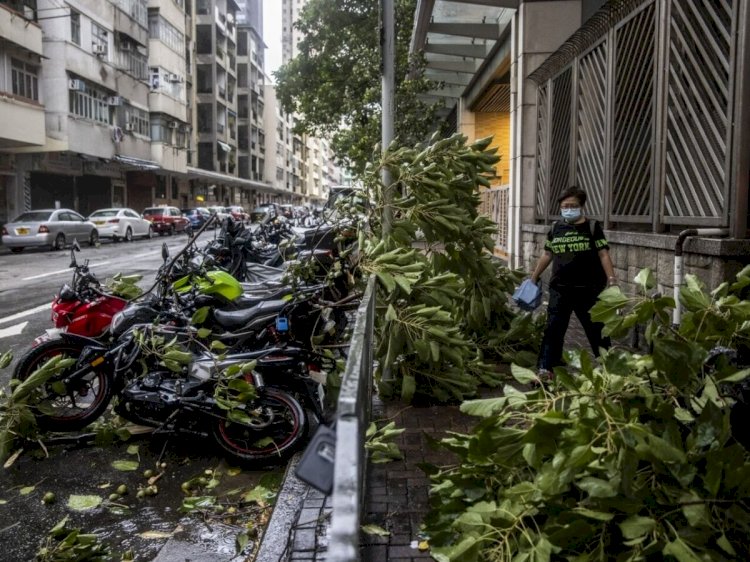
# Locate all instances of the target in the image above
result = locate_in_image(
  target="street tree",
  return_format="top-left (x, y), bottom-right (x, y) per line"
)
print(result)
top-left (274, 0), bottom-right (439, 176)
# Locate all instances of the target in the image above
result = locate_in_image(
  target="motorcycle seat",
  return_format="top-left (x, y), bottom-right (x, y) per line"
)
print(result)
top-left (213, 299), bottom-right (289, 330)
top-left (233, 286), bottom-right (293, 308)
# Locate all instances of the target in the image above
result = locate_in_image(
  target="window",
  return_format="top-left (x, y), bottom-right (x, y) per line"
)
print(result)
top-left (68, 77), bottom-right (111, 124)
top-left (122, 105), bottom-right (149, 136)
top-left (70, 10), bottom-right (80, 45)
top-left (92, 22), bottom-right (109, 57)
top-left (148, 11), bottom-right (184, 56)
top-left (11, 58), bottom-right (39, 101)
top-left (150, 114), bottom-right (172, 143)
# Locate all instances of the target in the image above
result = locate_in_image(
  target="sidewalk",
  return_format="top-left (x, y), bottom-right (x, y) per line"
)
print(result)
top-left (271, 316), bottom-right (594, 562)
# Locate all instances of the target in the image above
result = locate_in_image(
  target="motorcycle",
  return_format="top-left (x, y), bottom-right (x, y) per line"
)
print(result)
top-left (13, 303), bottom-right (337, 465)
top-left (33, 241), bottom-right (128, 346)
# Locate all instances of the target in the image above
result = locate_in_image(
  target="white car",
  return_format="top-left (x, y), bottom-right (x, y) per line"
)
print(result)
top-left (88, 208), bottom-right (154, 242)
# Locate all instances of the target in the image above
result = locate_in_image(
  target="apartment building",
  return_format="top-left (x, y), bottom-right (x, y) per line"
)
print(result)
top-left (0, 0), bottom-right (45, 224)
top-left (0, 0), bottom-right (295, 222)
top-left (281, 0), bottom-right (341, 204)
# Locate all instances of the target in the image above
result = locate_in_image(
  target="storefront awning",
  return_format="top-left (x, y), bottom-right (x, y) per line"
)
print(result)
top-left (217, 141), bottom-right (232, 153)
top-left (113, 154), bottom-right (160, 170)
top-left (410, 0), bottom-right (516, 119)
top-left (185, 166), bottom-right (290, 196)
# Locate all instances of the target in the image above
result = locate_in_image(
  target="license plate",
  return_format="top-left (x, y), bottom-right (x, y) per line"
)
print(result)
top-left (94, 221), bottom-right (105, 226)
top-left (16, 227), bottom-right (29, 235)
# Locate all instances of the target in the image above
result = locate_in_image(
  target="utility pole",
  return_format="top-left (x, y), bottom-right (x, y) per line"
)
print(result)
top-left (381, 0), bottom-right (395, 235)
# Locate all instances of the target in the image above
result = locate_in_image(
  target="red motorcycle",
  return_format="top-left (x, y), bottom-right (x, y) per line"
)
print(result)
top-left (33, 242), bottom-right (128, 346)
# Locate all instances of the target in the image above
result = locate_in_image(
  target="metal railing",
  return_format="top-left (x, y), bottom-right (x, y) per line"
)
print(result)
top-left (327, 276), bottom-right (376, 562)
top-left (479, 184), bottom-right (509, 255)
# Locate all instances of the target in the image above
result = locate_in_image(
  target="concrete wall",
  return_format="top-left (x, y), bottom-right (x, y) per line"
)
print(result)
top-left (522, 226), bottom-right (750, 295)
top-left (0, 3), bottom-right (43, 55)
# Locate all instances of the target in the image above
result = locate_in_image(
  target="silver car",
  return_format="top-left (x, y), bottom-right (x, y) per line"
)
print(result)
top-left (1, 209), bottom-right (99, 253)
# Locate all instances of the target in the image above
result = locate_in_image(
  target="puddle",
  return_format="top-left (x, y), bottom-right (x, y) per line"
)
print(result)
top-left (0, 435), bottom-right (278, 561)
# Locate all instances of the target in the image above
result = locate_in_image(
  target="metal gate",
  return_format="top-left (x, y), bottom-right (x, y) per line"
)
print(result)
top-left (530, 0), bottom-right (745, 231)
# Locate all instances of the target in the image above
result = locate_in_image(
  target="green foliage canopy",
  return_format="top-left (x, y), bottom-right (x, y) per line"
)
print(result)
top-left (274, 0), bottom-right (439, 175)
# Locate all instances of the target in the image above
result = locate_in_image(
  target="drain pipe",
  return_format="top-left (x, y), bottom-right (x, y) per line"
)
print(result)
top-left (673, 228), bottom-right (729, 327)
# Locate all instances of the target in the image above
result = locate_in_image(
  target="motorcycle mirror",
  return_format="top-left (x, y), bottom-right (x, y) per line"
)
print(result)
top-left (161, 243), bottom-right (169, 262)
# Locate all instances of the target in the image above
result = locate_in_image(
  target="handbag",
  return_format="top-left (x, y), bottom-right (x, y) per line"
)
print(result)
top-left (512, 279), bottom-right (542, 311)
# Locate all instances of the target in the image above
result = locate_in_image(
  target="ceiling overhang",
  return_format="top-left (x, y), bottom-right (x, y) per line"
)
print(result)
top-left (411, 0), bottom-right (517, 119)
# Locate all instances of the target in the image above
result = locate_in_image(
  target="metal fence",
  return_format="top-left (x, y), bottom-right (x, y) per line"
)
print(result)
top-left (479, 185), bottom-right (510, 255)
top-left (327, 276), bottom-right (376, 562)
top-left (530, 0), bottom-right (745, 231)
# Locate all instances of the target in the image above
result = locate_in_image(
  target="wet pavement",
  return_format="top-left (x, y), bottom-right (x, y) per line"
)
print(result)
top-left (0, 430), bottom-right (285, 561)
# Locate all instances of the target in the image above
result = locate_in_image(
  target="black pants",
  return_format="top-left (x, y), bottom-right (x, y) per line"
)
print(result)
top-left (538, 284), bottom-right (610, 371)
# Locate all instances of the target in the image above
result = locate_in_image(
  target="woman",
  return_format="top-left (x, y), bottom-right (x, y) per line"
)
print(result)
top-left (530, 186), bottom-right (617, 378)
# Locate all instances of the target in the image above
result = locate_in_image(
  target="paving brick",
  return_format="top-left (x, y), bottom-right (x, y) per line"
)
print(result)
top-left (389, 545), bottom-right (420, 558)
top-left (361, 545), bottom-right (387, 562)
top-left (292, 529), bottom-right (317, 552)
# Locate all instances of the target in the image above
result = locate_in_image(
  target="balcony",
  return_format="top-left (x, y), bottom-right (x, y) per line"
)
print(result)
top-left (115, 48), bottom-right (148, 80)
top-left (113, 0), bottom-right (148, 45)
top-left (0, 95), bottom-right (44, 147)
top-left (0, 2), bottom-right (42, 55)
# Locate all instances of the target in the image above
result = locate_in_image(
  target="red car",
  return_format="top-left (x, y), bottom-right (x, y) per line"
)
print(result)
top-left (142, 206), bottom-right (191, 235)
top-left (227, 206), bottom-right (248, 221)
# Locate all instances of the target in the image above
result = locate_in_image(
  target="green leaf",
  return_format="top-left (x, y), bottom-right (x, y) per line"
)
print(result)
top-left (717, 368), bottom-right (750, 383)
top-left (376, 272), bottom-right (396, 293)
top-left (510, 364), bottom-right (536, 385)
top-left (618, 516), bottom-right (655, 539)
top-left (210, 340), bottom-right (228, 351)
top-left (111, 460), bottom-right (139, 471)
top-left (126, 445), bottom-right (139, 455)
top-left (191, 306), bottom-right (210, 326)
top-left (662, 535), bottom-right (703, 562)
top-left (67, 495), bottom-right (102, 511)
top-left (361, 524), bottom-right (390, 536)
top-left (19, 486), bottom-right (35, 495)
top-left (401, 374), bottom-right (416, 403)
top-left (197, 328), bottom-right (212, 338)
top-left (431, 535), bottom-right (479, 562)
top-left (590, 286), bottom-right (629, 324)
top-left (634, 268), bottom-right (656, 292)
top-left (385, 304), bottom-right (398, 322)
top-left (572, 508), bottom-right (615, 521)
top-left (576, 477), bottom-right (617, 498)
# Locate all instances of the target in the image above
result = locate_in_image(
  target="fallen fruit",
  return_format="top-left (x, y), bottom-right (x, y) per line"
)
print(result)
top-left (42, 492), bottom-right (55, 504)
top-left (116, 485), bottom-right (128, 495)
top-left (143, 469), bottom-right (154, 478)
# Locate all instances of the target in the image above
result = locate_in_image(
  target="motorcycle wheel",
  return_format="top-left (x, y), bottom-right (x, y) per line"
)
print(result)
top-left (13, 340), bottom-right (112, 431)
top-left (212, 388), bottom-right (307, 466)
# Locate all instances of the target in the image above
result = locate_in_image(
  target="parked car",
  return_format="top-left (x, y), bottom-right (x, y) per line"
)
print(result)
top-left (1, 209), bottom-right (99, 253)
top-left (250, 204), bottom-right (279, 224)
top-left (207, 206), bottom-right (230, 221)
top-left (182, 207), bottom-right (212, 230)
top-left (142, 206), bottom-right (190, 236)
top-left (88, 207), bottom-right (154, 242)
top-left (227, 206), bottom-right (249, 222)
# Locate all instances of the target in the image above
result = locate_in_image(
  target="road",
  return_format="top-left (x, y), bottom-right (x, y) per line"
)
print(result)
top-left (0, 231), bottom-right (280, 562)
top-left (0, 232), bottom-right (205, 382)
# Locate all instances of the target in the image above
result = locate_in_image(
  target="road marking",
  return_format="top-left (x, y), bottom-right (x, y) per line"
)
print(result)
top-left (22, 261), bottom-right (112, 281)
top-left (0, 321), bottom-right (28, 339)
top-left (0, 303), bottom-right (50, 326)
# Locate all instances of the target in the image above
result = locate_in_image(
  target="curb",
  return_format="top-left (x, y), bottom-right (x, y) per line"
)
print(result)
top-left (255, 452), bottom-right (333, 562)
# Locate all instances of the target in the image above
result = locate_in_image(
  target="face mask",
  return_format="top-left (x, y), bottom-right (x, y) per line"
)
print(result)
top-left (561, 207), bottom-right (582, 222)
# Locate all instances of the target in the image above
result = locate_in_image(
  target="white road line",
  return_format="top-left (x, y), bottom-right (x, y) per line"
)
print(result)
top-left (22, 261), bottom-right (112, 281)
top-left (0, 321), bottom-right (28, 339)
top-left (0, 304), bottom-right (49, 326)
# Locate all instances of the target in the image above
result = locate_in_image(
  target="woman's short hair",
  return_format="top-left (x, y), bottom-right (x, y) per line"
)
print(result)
top-left (557, 186), bottom-right (587, 206)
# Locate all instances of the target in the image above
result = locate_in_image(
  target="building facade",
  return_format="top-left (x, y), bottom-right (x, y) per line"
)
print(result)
top-left (411, 0), bottom-right (750, 293)
top-left (0, 0), bottom-right (296, 225)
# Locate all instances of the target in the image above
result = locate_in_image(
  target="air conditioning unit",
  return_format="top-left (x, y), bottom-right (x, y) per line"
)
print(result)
top-left (167, 73), bottom-right (182, 83)
top-left (93, 44), bottom-right (108, 56)
top-left (68, 79), bottom-right (86, 91)
top-left (168, 121), bottom-right (179, 129)
top-left (107, 96), bottom-right (123, 106)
